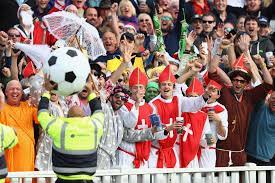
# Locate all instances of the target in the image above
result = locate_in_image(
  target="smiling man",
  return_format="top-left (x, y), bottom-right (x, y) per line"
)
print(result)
top-left (245, 15), bottom-right (274, 64)
top-left (208, 48), bottom-right (273, 167)
top-left (0, 80), bottom-right (38, 173)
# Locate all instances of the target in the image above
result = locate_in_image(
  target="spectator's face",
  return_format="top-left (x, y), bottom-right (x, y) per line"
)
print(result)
top-left (145, 87), bottom-right (159, 102)
top-left (259, 24), bottom-right (271, 37)
top-left (37, 0), bottom-right (50, 10)
top-left (102, 32), bottom-right (117, 53)
top-left (50, 93), bottom-right (59, 102)
top-left (110, 92), bottom-right (126, 110)
top-left (85, 8), bottom-right (98, 26)
top-left (97, 75), bottom-right (106, 90)
top-left (206, 86), bottom-right (220, 103)
top-left (131, 85), bottom-right (145, 101)
top-left (66, 5), bottom-right (78, 14)
top-left (245, 20), bottom-right (259, 38)
top-left (19, 5), bottom-right (34, 27)
top-left (268, 92), bottom-right (275, 113)
top-left (138, 15), bottom-right (151, 33)
top-left (168, 2), bottom-right (179, 21)
top-left (5, 81), bottom-right (23, 106)
top-left (161, 12), bottom-right (173, 32)
top-left (160, 81), bottom-right (174, 99)
top-left (138, 15), bottom-right (151, 32)
top-left (72, 0), bottom-right (86, 9)
top-left (158, 0), bottom-right (170, 11)
top-left (120, 2), bottom-right (133, 18)
top-left (214, 0), bottom-right (227, 12)
top-left (192, 19), bottom-right (203, 34)
top-left (78, 87), bottom-right (89, 99)
top-left (7, 29), bottom-right (21, 43)
top-left (246, 0), bottom-right (261, 12)
top-left (231, 76), bottom-right (248, 95)
top-left (202, 15), bottom-right (216, 33)
top-left (237, 17), bottom-right (245, 32)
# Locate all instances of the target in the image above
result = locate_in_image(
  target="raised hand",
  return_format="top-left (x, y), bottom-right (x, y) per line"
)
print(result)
top-left (121, 37), bottom-right (135, 63)
top-left (43, 74), bottom-right (57, 91)
top-left (237, 34), bottom-right (251, 52)
top-left (0, 31), bottom-right (8, 50)
top-left (186, 30), bottom-right (197, 47)
top-left (111, 3), bottom-right (118, 15)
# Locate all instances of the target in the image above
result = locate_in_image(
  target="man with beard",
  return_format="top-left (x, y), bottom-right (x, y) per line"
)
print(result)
top-left (14, 4), bottom-right (34, 44)
top-left (245, 16), bottom-right (274, 66)
top-left (85, 7), bottom-right (99, 28)
top-left (208, 44), bottom-right (273, 166)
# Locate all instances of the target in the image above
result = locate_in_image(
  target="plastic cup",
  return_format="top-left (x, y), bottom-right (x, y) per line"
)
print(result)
top-left (205, 133), bottom-right (213, 145)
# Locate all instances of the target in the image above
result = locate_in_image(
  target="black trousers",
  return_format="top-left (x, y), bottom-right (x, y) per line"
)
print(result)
top-left (55, 178), bottom-right (93, 183)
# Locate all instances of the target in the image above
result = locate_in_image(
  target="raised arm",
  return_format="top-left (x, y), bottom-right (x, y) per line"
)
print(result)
top-left (109, 38), bottom-right (134, 83)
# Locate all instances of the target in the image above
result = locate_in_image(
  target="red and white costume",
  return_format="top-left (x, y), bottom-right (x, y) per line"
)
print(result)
top-left (148, 66), bottom-right (206, 168)
top-left (117, 68), bottom-right (153, 168)
top-left (199, 80), bottom-right (228, 168)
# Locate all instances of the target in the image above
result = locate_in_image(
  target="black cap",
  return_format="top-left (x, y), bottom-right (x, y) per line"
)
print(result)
top-left (120, 32), bottom-right (135, 42)
top-left (258, 16), bottom-right (269, 26)
top-left (99, 0), bottom-right (112, 8)
top-left (192, 14), bottom-right (202, 21)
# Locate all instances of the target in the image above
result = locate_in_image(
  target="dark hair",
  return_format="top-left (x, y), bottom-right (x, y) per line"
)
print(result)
top-left (202, 12), bottom-right (216, 23)
top-left (229, 70), bottom-right (251, 82)
top-left (244, 15), bottom-right (259, 27)
top-left (84, 7), bottom-right (98, 17)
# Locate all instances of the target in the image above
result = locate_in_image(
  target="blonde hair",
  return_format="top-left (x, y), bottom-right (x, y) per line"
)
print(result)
top-left (118, 0), bottom-right (136, 17)
top-left (138, 13), bottom-right (152, 22)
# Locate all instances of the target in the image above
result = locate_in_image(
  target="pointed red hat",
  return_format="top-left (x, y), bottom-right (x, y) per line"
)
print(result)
top-left (207, 80), bottom-right (222, 90)
top-left (129, 67), bottom-right (148, 87)
top-left (158, 65), bottom-right (176, 83)
top-left (229, 53), bottom-right (251, 81)
top-left (232, 53), bottom-right (249, 73)
top-left (23, 61), bottom-right (37, 78)
top-left (186, 77), bottom-right (205, 96)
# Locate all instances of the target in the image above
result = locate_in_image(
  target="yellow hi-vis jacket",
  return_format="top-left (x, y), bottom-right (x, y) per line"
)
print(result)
top-left (0, 124), bottom-right (18, 183)
top-left (38, 92), bottom-right (104, 181)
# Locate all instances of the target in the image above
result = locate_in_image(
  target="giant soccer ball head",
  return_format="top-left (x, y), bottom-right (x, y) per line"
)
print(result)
top-left (43, 47), bottom-right (90, 96)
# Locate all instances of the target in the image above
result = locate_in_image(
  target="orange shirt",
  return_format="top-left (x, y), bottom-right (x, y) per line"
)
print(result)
top-left (0, 102), bottom-right (38, 171)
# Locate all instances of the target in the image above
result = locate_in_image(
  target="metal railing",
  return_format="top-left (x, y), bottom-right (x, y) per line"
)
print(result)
top-left (7, 165), bottom-right (275, 183)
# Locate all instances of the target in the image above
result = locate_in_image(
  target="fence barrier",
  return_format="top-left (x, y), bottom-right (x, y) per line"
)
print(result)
top-left (7, 165), bottom-right (275, 183)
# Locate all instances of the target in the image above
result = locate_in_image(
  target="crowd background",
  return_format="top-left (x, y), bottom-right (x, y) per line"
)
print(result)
top-left (0, 0), bottom-right (275, 180)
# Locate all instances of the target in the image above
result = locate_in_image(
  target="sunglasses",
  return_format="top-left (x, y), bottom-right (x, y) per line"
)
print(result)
top-left (114, 93), bottom-right (127, 101)
top-left (8, 34), bottom-right (20, 38)
top-left (232, 79), bottom-right (246, 84)
top-left (161, 16), bottom-right (173, 21)
top-left (202, 20), bottom-right (214, 24)
top-left (118, 78), bottom-right (124, 82)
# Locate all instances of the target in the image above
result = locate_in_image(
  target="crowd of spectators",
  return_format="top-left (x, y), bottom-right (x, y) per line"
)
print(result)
top-left (0, 0), bottom-right (275, 178)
